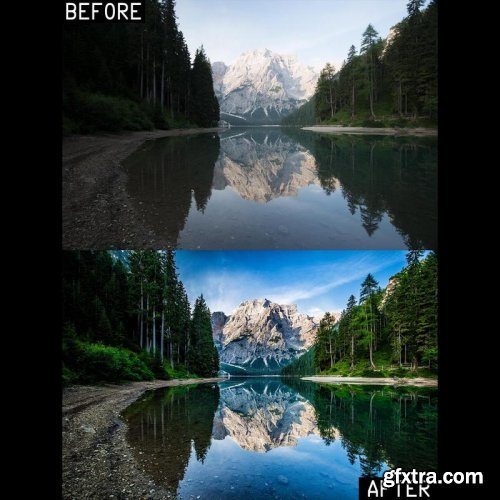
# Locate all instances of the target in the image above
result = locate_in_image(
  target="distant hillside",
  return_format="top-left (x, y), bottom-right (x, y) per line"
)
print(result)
top-left (281, 97), bottom-right (316, 127)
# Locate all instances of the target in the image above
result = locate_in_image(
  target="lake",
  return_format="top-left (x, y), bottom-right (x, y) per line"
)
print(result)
top-left (124, 128), bottom-right (437, 250)
top-left (122, 378), bottom-right (437, 499)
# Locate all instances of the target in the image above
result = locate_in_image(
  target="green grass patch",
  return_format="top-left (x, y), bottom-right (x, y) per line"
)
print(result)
top-left (321, 110), bottom-right (351, 125)
top-left (318, 351), bottom-right (435, 378)
top-left (317, 101), bottom-right (438, 129)
top-left (163, 363), bottom-right (199, 380)
top-left (62, 333), bottom-right (204, 385)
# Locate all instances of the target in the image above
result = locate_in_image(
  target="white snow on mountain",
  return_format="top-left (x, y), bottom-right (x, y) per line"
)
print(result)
top-left (212, 49), bottom-right (318, 124)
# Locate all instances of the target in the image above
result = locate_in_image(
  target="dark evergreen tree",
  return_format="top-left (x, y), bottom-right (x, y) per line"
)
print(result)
top-left (190, 47), bottom-right (220, 127)
top-left (407, 0), bottom-right (425, 17)
top-left (384, 252), bottom-right (437, 369)
top-left (188, 295), bottom-right (220, 376)
top-left (314, 312), bottom-right (338, 371)
top-left (315, 63), bottom-right (337, 121)
top-left (347, 45), bottom-right (357, 118)
top-left (415, 252), bottom-right (438, 368)
top-left (346, 294), bottom-right (357, 368)
top-left (162, 249), bottom-right (179, 367)
top-left (359, 273), bottom-right (380, 368)
top-left (360, 24), bottom-right (380, 118)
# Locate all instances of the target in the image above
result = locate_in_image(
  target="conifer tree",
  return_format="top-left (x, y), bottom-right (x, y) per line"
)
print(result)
top-left (188, 295), bottom-right (219, 376)
top-left (315, 63), bottom-right (337, 120)
top-left (190, 47), bottom-right (220, 127)
top-left (359, 273), bottom-right (379, 368)
top-left (347, 45), bottom-right (357, 118)
top-left (345, 295), bottom-right (357, 368)
top-left (360, 24), bottom-right (380, 118)
top-left (314, 312), bottom-right (338, 371)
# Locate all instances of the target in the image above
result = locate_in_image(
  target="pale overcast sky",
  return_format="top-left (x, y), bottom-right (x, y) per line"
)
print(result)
top-left (176, 0), bottom-right (419, 71)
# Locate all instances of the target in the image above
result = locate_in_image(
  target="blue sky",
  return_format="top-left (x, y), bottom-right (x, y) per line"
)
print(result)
top-left (176, 0), bottom-right (421, 71)
top-left (175, 250), bottom-right (410, 318)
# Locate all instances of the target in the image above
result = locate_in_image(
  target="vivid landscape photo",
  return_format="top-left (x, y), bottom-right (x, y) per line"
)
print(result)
top-left (63, 249), bottom-right (437, 498)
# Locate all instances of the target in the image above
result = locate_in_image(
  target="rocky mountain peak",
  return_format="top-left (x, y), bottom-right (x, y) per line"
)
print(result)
top-left (212, 49), bottom-right (318, 125)
top-left (212, 298), bottom-right (318, 374)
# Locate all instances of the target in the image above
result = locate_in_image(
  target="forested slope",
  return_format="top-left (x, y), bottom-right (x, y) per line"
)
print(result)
top-left (62, 251), bottom-right (219, 385)
top-left (282, 0), bottom-right (437, 127)
top-left (63, 0), bottom-right (219, 133)
top-left (282, 251), bottom-right (438, 377)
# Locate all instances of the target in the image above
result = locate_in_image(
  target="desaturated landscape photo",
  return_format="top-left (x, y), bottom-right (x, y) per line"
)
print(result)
top-left (62, 0), bottom-right (437, 250)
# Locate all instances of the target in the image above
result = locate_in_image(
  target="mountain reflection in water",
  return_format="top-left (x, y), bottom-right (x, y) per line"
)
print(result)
top-left (122, 378), bottom-right (437, 499)
top-left (124, 128), bottom-right (437, 249)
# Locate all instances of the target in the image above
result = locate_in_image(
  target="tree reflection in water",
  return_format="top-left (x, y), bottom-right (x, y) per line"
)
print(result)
top-left (122, 379), bottom-right (437, 496)
top-left (124, 129), bottom-right (436, 249)
top-left (122, 384), bottom-right (220, 491)
top-left (284, 130), bottom-right (437, 249)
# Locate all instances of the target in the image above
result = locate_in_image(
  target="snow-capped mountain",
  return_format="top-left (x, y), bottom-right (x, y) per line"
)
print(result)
top-left (212, 298), bottom-right (318, 374)
top-left (212, 49), bottom-right (318, 125)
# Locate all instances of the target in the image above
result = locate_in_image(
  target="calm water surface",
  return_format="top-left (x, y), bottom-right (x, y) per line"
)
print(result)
top-left (124, 128), bottom-right (437, 249)
top-left (122, 378), bottom-right (437, 499)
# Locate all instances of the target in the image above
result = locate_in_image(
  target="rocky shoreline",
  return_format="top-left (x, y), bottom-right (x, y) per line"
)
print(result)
top-left (302, 125), bottom-right (437, 136)
top-left (302, 376), bottom-right (438, 386)
top-left (62, 378), bottom-right (222, 499)
top-left (62, 128), bottom-right (220, 250)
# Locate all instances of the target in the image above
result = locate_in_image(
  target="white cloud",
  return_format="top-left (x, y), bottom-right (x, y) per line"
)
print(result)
top-left (181, 252), bottom-right (403, 316)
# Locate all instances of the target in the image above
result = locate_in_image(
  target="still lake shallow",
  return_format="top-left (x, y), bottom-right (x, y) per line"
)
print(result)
top-left (124, 127), bottom-right (437, 250)
top-left (122, 378), bottom-right (437, 499)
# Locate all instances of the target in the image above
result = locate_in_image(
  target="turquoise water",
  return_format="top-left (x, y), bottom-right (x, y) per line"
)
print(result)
top-left (122, 378), bottom-right (437, 499)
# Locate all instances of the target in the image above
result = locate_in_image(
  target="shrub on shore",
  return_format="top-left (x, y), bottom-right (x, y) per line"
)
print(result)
top-left (64, 340), bottom-right (154, 384)
top-left (63, 87), bottom-right (200, 135)
top-left (62, 333), bottom-right (200, 386)
top-left (63, 90), bottom-right (154, 134)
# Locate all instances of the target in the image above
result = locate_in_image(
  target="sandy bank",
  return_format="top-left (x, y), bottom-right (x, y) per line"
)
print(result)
top-left (302, 376), bottom-right (438, 387)
top-left (62, 377), bottom-right (222, 499)
top-left (302, 126), bottom-right (437, 136)
top-left (62, 128), bottom-right (220, 249)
